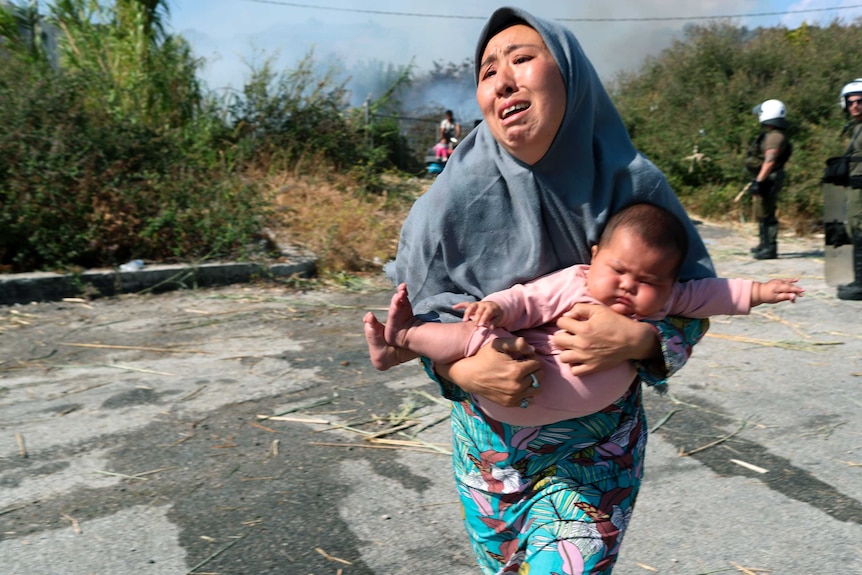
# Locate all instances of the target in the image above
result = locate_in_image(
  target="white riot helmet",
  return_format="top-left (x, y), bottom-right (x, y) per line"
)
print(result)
top-left (840, 78), bottom-right (862, 110)
top-left (752, 99), bottom-right (787, 129)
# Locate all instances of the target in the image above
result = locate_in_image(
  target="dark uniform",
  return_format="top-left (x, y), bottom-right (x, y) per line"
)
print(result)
top-left (847, 120), bottom-right (862, 234)
top-left (838, 90), bottom-right (862, 299)
top-left (745, 125), bottom-right (792, 260)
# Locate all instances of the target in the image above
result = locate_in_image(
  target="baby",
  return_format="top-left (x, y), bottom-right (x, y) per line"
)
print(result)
top-left (364, 201), bottom-right (803, 425)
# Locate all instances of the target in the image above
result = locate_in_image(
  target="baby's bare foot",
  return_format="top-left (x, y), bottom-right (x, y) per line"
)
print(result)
top-left (384, 283), bottom-right (425, 348)
top-left (364, 312), bottom-right (417, 370)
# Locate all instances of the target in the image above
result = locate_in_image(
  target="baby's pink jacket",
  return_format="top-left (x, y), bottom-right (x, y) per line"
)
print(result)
top-left (467, 264), bottom-right (753, 426)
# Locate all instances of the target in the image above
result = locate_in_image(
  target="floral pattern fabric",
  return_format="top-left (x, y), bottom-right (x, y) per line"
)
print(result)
top-left (440, 317), bottom-right (709, 575)
top-left (638, 318), bottom-right (710, 392)
top-left (452, 381), bottom-right (644, 575)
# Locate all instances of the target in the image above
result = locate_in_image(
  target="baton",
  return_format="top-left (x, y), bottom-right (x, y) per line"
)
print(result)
top-left (733, 182), bottom-right (752, 203)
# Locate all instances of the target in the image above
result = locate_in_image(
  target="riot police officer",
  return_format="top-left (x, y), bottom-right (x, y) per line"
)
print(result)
top-left (745, 99), bottom-right (793, 260)
top-left (837, 79), bottom-right (862, 300)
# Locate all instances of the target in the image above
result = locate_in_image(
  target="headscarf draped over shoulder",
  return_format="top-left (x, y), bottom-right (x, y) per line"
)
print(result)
top-left (386, 6), bottom-right (714, 321)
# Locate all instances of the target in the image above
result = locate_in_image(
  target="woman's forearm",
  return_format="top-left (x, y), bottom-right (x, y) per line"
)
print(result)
top-left (554, 304), bottom-right (658, 375)
top-left (630, 320), bottom-right (662, 362)
top-left (552, 305), bottom-right (708, 381)
top-left (430, 338), bottom-right (543, 407)
top-left (627, 320), bottom-right (665, 377)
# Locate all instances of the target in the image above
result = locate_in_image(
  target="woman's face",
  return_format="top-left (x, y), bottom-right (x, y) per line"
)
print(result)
top-left (477, 24), bottom-right (566, 165)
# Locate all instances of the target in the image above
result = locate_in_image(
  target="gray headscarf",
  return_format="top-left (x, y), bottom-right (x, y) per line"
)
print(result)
top-left (386, 6), bottom-right (714, 321)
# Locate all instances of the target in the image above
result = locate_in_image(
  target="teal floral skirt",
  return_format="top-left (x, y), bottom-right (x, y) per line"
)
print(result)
top-left (451, 380), bottom-right (646, 575)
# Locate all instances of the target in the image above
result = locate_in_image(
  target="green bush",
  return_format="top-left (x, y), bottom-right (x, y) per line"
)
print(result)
top-left (0, 55), bottom-right (265, 271)
top-left (0, 1), bottom-right (414, 273)
top-left (227, 55), bottom-right (364, 171)
top-left (609, 19), bottom-right (862, 228)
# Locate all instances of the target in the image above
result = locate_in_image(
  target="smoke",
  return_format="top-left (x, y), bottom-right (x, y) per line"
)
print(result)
top-left (400, 75), bottom-right (479, 124)
top-left (174, 0), bottom-right (862, 114)
top-left (331, 1), bottom-right (767, 120)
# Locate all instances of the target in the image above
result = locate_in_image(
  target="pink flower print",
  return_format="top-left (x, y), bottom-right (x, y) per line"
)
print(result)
top-left (558, 539), bottom-right (586, 575)
top-left (470, 487), bottom-right (494, 517)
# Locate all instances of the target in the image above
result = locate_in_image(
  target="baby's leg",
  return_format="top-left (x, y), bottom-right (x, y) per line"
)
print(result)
top-left (364, 312), bottom-right (419, 370)
top-left (384, 284), bottom-right (482, 363)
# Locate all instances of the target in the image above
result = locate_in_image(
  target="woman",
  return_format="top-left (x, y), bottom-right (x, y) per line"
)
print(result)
top-left (383, 7), bottom-right (715, 574)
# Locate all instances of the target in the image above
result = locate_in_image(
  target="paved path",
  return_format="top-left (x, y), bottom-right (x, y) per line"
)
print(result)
top-left (1, 220), bottom-right (860, 574)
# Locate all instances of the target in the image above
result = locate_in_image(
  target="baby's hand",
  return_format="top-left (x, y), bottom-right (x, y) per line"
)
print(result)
top-left (454, 301), bottom-right (503, 327)
top-left (753, 278), bottom-right (805, 306)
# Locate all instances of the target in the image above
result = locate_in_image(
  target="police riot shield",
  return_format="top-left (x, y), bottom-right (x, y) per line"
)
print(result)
top-left (823, 182), bottom-right (854, 287)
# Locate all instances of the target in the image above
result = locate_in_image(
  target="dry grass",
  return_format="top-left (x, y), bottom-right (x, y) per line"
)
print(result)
top-left (252, 166), bottom-right (427, 275)
top-left (252, 164), bottom-right (820, 280)
top-left (685, 190), bottom-right (822, 238)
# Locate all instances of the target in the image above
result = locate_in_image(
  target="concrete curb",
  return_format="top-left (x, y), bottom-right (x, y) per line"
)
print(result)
top-left (0, 258), bottom-right (318, 306)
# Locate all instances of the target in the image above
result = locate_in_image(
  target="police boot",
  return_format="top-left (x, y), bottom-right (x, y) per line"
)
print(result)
top-left (837, 234), bottom-right (862, 300)
top-left (749, 220), bottom-right (767, 254)
top-left (753, 221), bottom-right (778, 260)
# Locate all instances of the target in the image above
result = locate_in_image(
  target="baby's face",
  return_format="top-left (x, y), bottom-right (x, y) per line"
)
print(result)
top-left (586, 228), bottom-right (678, 318)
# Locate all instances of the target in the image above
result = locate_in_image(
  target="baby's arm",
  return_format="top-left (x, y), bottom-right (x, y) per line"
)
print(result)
top-left (453, 300), bottom-right (504, 327)
top-left (751, 278), bottom-right (804, 307)
top-left (663, 276), bottom-right (802, 318)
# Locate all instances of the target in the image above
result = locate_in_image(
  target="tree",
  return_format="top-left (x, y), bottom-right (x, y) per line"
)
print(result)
top-left (50, 0), bottom-right (201, 127)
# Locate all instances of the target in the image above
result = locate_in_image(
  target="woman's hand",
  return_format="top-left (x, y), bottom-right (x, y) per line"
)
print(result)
top-left (436, 337), bottom-right (542, 407)
top-left (552, 303), bottom-right (660, 377)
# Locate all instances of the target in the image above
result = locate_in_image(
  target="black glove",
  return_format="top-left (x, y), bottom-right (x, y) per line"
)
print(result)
top-left (749, 180), bottom-right (761, 196)
top-left (750, 179), bottom-right (773, 196)
top-left (825, 221), bottom-right (851, 247)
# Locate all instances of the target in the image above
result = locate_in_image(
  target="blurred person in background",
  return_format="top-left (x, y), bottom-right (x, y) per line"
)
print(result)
top-left (440, 109), bottom-right (462, 152)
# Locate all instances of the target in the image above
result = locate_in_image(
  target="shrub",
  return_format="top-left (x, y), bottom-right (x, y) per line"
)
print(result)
top-left (609, 19), bottom-right (862, 231)
top-left (0, 53), bottom-right (265, 271)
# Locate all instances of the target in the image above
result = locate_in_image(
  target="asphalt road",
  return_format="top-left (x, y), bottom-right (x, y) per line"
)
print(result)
top-left (1, 220), bottom-right (860, 575)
